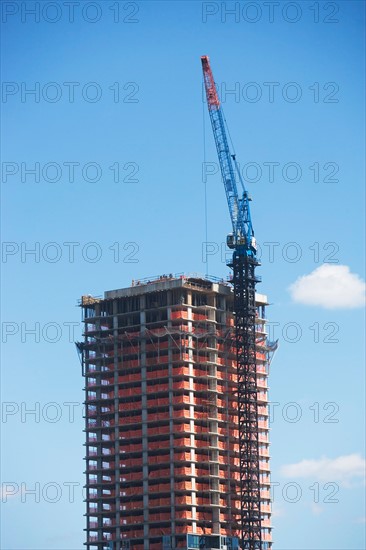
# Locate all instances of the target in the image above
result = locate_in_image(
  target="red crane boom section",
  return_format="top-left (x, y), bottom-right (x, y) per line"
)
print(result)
top-left (201, 55), bottom-right (220, 109)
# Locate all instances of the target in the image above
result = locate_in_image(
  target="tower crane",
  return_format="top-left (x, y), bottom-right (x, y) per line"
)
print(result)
top-left (201, 56), bottom-right (262, 550)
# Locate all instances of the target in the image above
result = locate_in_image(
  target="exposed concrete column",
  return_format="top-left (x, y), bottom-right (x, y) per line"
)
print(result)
top-left (167, 290), bottom-right (176, 548)
top-left (139, 296), bottom-right (149, 549)
top-left (222, 295), bottom-right (233, 533)
top-left (113, 302), bottom-right (121, 548)
top-left (94, 312), bottom-right (103, 539)
top-left (186, 289), bottom-right (197, 535)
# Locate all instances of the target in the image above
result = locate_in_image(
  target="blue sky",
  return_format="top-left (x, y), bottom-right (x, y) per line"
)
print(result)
top-left (1, 1), bottom-right (365, 549)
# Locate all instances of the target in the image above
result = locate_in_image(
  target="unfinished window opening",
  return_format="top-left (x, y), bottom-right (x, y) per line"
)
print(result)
top-left (146, 291), bottom-right (168, 309)
top-left (171, 289), bottom-right (187, 305)
top-left (191, 292), bottom-right (208, 307)
top-left (117, 296), bottom-right (140, 314)
top-left (146, 310), bottom-right (168, 324)
top-left (118, 314), bottom-right (140, 328)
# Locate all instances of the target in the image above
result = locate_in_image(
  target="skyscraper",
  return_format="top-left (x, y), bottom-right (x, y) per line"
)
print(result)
top-left (79, 274), bottom-right (272, 550)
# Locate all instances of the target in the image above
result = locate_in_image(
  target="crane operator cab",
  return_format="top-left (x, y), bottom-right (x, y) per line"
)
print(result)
top-left (227, 233), bottom-right (257, 252)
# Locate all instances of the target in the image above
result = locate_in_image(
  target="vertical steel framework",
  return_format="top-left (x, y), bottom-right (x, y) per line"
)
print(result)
top-left (231, 253), bottom-right (262, 549)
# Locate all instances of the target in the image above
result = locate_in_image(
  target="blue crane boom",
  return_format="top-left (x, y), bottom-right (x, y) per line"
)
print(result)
top-left (201, 55), bottom-right (256, 257)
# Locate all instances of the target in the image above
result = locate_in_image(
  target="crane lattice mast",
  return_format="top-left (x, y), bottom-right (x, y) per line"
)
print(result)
top-left (201, 55), bottom-right (262, 550)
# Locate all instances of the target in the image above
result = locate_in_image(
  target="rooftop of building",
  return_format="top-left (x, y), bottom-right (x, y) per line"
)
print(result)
top-left (80, 273), bottom-right (268, 306)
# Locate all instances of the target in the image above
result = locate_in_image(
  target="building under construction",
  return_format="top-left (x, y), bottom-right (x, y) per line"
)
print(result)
top-left (79, 273), bottom-right (273, 550)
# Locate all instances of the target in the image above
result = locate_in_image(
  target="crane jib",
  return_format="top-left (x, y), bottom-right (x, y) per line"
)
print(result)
top-left (201, 55), bottom-right (255, 256)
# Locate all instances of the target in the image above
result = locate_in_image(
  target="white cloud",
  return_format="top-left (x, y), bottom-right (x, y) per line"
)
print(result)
top-left (289, 264), bottom-right (365, 309)
top-left (280, 453), bottom-right (366, 487)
